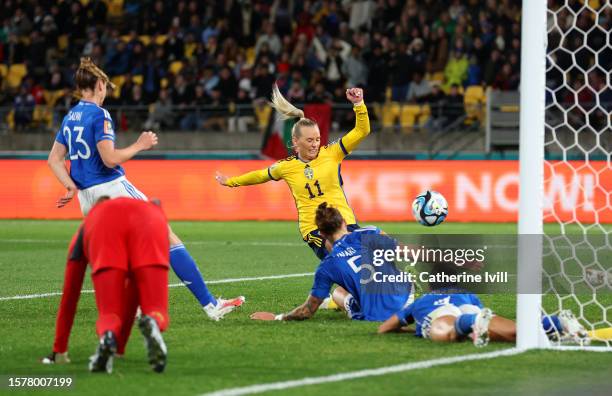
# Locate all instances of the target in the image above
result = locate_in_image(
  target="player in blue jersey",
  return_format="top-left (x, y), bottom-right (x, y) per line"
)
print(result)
top-left (250, 202), bottom-right (413, 322)
top-left (47, 58), bottom-right (244, 325)
top-left (378, 289), bottom-right (589, 347)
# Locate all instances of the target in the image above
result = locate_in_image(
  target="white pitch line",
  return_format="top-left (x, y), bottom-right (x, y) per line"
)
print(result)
top-left (0, 272), bottom-right (313, 302)
top-left (550, 345), bottom-right (611, 352)
top-left (200, 348), bottom-right (525, 396)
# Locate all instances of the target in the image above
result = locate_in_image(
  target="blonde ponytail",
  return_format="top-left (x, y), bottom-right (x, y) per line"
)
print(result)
top-left (270, 84), bottom-right (304, 120)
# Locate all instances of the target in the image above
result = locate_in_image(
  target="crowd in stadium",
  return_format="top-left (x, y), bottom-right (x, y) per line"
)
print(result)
top-left (1, 0), bottom-right (604, 132)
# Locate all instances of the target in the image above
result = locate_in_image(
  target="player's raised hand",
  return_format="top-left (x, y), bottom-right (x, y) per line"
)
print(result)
top-left (56, 185), bottom-right (76, 208)
top-left (250, 312), bottom-right (277, 321)
top-left (345, 87), bottom-right (364, 104)
top-left (137, 131), bottom-right (158, 150)
top-left (215, 171), bottom-right (229, 186)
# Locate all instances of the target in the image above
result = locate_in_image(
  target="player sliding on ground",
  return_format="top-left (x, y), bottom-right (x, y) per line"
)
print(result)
top-left (378, 291), bottom-right (590, 347)
top-left (250, 202), bottom-right (413, 322)
top-left (216, 85), bottom-right (370, 259)
top-left (46, 59), bottom-right (243, 334)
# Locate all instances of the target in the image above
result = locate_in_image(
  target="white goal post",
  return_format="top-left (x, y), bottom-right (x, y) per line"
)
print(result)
top-left (517, 0), bottom-right (548, 350)
top-left (517, 0), bottom-right (611, 350)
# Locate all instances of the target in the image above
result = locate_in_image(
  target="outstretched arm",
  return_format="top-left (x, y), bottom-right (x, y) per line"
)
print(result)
top-left (250, 295), bottom-right (324, 321)
top-left (216, 167), bottom-right (276, 187)
top-left (48, 142), bottom-right (78, 208)
top-left (378, 314), bottom-right (404, 334)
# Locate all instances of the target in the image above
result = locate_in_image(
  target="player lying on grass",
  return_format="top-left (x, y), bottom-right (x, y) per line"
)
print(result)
top-left (216, 86), bottom-right (370, 260)
top-left (250, 202), bottom-right (413, 322)
top-left (377, 289), bottom-right (590, 347)
top-left (45, 197), bottom-right (172, 373)
top-left (47, 58), bottom-right (243, 322)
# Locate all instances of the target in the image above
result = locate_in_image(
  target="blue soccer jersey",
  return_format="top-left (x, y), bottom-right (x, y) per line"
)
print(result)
top-left (396, 292), bottom-right (483, 337)
top-left (55, 100), bottom-right (125, 189)
top-left (310, 226), bottom-right (413, 321)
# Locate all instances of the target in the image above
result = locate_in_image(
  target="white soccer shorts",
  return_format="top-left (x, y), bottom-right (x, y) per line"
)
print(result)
top-left (77, 176), bottom-right (147, 215)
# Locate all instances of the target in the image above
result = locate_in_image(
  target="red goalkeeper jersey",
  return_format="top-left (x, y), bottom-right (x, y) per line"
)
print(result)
top-left (52, 198), bottom-right (169, 353)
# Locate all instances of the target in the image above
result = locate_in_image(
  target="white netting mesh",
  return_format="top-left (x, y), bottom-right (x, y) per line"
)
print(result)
top-left (543, 0), bottom-right (611, 347)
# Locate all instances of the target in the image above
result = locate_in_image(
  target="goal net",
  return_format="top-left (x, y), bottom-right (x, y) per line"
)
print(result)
top-left (538, 0), bottom-right (611, 348)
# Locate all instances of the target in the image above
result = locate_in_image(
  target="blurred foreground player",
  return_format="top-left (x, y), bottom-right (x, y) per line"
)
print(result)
top-left (45, 197), bottom-right (172, 373)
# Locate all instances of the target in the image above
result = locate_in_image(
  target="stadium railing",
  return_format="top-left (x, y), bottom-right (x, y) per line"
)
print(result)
top-left (0, 102), bottom-right (488, 156)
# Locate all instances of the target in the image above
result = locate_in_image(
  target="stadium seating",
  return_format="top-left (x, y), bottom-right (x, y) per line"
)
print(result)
top-left (57, 35), bottom-right (69, 51)
top-left (139, 35), bottom-right (151, 46)
top-left (154, 35), bottom-right (167, 45)
top-left (401, 104), bottom-right (430, 130)
top-left (107, 0), bottom-right (125, 18)
top-left (110, 75), bottom-right (125, 98)
top-left (43, 90), bottom-right (66, 107)
top-left (381, 102), bottom-right (401, 130)
top-left (254, 104), bottom-right (272, 132)
top-left (464, 85), bottom-right (486, 124)
top-left (7, 64), bottom-right (28, 90)
top-left (169, 61), bottom-right (184, 75)
top-left (32, 105), bottom-right (53, 129)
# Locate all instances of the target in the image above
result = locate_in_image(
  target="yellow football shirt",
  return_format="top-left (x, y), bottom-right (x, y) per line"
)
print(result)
top-left (225, 103), bottom-right (370, 238)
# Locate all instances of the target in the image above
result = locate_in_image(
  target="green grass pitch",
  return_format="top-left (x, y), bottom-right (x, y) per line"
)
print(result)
top-left (0, 220), bottom-right (610, 396)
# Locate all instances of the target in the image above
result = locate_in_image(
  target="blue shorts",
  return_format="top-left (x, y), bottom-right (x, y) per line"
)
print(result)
top-left (305, 224), bottom-right (360, 259)
top-left (411, 293), bottom-right (483, 338)
top-left (344, 290), bottom-right (414, 322)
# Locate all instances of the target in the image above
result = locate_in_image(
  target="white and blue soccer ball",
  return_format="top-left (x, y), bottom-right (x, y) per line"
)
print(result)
top-left (412, 190), bottom-right (448, 226)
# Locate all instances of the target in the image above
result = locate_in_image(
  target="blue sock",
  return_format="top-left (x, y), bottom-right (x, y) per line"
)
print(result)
top-left (455, 313), bottom-right (477, 336)
top-left (542, 315), bottom-right (562, 334)
top-left (169, 244), bottom-right (217, 307)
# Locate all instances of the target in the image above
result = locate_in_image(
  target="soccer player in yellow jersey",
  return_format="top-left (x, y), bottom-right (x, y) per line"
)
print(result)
top-left (216, 85), bottom-right (370, 259)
